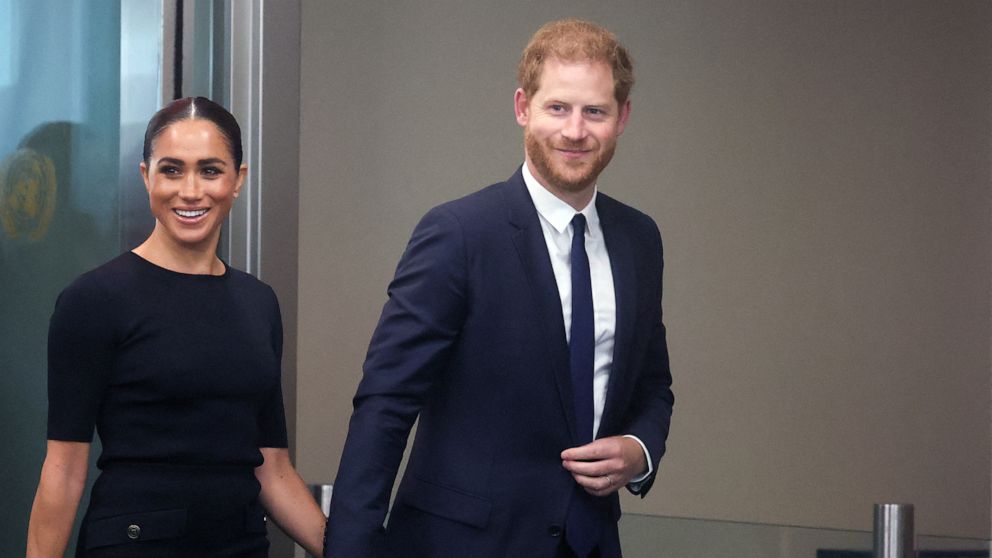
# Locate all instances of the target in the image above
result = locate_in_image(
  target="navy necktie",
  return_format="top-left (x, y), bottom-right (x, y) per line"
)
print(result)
top-left (565, 213), bottom-right (601, 557)
top-left (568, 213), bottom-right (595, 444)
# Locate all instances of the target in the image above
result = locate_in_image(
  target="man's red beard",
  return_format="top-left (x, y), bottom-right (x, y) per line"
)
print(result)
top-left (525, 129), bottom-right (616, 194)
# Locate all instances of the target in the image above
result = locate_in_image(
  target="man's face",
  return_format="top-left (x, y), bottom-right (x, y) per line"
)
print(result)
top-left (515, 57), bottom-right (630, 203)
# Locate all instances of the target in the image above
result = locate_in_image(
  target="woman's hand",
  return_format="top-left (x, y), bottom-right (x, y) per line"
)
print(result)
top-left (256, 447), bottom-right (327, 557)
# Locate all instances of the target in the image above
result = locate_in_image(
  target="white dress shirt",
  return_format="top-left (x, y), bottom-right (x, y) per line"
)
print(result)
top-left (522, 164), bottom-right (653, 483)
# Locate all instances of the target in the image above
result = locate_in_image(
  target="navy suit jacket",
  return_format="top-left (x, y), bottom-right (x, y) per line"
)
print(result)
top-left (326, 168), bottom-right (674, 558)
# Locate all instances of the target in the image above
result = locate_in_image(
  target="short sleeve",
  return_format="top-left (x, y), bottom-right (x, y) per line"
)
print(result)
top-left (46, 279), bottom-right (115, 442)
top-left (256, 288), bottom-right (288, 448)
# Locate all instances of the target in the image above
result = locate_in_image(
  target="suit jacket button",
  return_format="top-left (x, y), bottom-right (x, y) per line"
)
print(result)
top-left (127, 524), bottom-right (141, 540)
top-left (548, 525), bottom-right (563, 537)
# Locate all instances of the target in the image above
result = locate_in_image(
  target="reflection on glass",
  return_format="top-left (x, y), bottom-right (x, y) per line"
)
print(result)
top-left (1, 1), bottom-right (129, 555)
top-left (0, 0), bottom-right (16, 88)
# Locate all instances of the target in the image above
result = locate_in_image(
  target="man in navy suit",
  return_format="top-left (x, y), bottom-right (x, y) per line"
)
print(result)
top-left (325, 19), bottom-right (674, 558)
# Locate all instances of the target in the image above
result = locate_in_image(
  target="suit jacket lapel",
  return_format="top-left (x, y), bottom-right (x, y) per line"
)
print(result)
top-left (502, 169), bottom-right (579, 443)
top-left (597, 195), bottom-right (637, 434)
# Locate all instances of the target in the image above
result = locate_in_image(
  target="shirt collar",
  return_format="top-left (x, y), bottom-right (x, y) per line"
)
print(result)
top-left (521, 162), bottom-right (601, 235)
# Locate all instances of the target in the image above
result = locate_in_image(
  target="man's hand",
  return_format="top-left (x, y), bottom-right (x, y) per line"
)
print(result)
top-left (560, 436), bottom-right (648, 497)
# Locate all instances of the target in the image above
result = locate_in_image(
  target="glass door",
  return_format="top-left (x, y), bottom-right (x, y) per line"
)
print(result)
top-left (0, 1), bottom-right (164, 553)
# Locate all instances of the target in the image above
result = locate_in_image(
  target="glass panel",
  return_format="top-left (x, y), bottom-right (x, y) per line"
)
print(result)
top-left (119, 0), bottom-right (165, 250)
top-left (619, 514), bottom-right (990, 558)
top-left (0, 1), bottom-right (162, 554)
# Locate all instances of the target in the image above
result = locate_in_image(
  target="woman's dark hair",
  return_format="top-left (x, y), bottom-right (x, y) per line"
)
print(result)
top-left (142, 97), bottom-right (243, 167)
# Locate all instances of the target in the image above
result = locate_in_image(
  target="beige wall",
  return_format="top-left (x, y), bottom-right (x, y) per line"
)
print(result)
top-left (295, 0), bottom-right (992, 539)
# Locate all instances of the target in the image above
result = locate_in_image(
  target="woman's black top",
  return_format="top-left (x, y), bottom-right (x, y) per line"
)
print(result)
top-left (46, 251), bottom-right (287, 555)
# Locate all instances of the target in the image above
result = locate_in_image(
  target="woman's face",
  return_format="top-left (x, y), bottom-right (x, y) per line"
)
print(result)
top-left (140, 118), bottom-right (246, 252)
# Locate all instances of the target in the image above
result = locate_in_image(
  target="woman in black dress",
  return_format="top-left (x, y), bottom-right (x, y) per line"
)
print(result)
top-left (26, 97), bottom-right (326, 557)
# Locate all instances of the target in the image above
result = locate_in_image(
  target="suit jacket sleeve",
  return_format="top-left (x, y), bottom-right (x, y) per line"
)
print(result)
top-left (325, 206), bottom-right (467, 557)
top-left (620, 219), bottom-right (674, 497)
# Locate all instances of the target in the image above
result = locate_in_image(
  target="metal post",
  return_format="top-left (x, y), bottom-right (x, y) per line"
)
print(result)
top-left (310, 483), bottom-right (333, 516)
top-left (873, 503), bottom-right (915, 558)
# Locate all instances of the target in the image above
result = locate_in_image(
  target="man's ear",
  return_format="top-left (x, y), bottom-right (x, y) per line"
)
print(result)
top-left (616, 99), bottom-right (631, 136)
top-left (514, 88), bottom-right (530, 127)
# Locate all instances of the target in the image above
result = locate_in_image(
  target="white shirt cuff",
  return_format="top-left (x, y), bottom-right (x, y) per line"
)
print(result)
top-left (623, 434), bottom-right (653, 487)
